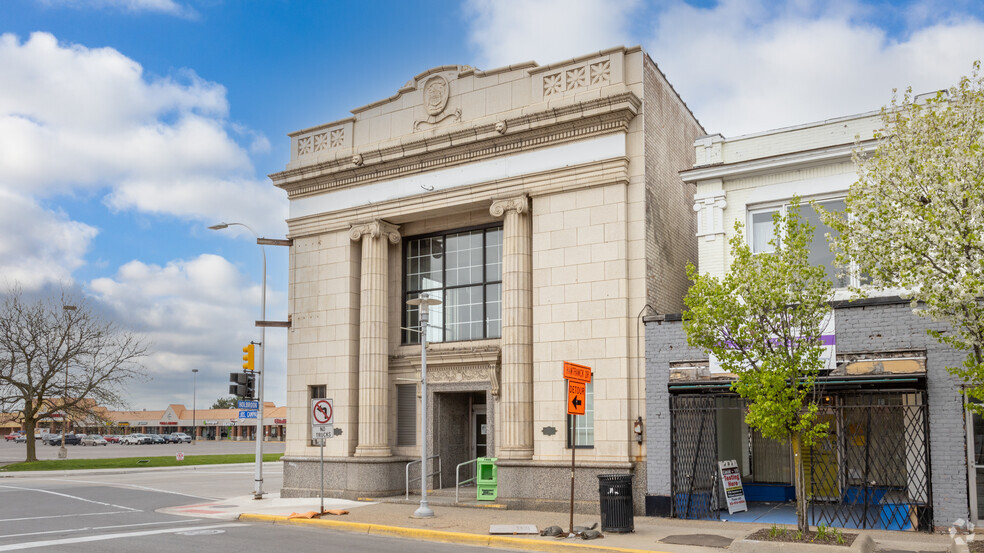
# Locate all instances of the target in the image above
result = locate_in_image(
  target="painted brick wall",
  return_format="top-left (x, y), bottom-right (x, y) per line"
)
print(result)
top-left (645, 317), bottom-right (705, 497)
top-left (645, 300), bottom-right (971, 526)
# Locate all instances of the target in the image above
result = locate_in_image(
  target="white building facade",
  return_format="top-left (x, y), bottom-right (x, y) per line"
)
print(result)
top-left (646, 110), bottom-right (971, 530)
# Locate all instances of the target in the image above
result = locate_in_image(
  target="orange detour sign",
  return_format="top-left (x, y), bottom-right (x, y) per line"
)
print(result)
top-left (563, 362), bottom-right (592, 383)
top-left (568, 381), bottom-right (586, 415)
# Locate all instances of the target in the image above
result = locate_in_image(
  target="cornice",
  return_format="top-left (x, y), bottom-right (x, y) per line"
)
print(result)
top-left (680, 140), bottom-right (876, 183)
top-left (269, 92), bottom-right (640, 199)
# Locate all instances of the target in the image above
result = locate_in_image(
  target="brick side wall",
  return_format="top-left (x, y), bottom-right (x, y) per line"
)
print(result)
top-left (646, 301), bottom-right (971, 526)
top-left (642, 56), bottom-right (703, 314)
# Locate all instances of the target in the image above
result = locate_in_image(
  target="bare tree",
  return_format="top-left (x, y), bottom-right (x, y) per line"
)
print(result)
top-left (0, 290), bottom-right (147, 461)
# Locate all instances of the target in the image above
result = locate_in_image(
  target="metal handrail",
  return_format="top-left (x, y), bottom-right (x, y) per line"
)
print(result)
top-left (455, 458), bottom-right (479, 503)
top-left (405, 455), bottom-right (442, 500)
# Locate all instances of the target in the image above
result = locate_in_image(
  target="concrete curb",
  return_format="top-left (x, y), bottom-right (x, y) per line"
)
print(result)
top-left (0, 461), bottom-right (281, 478)
top-left (238, 513), bottom-right (670, 553)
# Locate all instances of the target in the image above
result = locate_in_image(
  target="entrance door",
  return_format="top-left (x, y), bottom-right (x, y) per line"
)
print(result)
top-left (472, 405), bottom-right (488, 460)
top-left (969, 403), bottom-right (984, 521)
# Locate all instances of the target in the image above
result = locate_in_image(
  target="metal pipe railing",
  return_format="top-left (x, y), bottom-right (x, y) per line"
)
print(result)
top-left (405, 455), bottom-right (442, 500)
top-left (455, 458), bottom-right (479, 503)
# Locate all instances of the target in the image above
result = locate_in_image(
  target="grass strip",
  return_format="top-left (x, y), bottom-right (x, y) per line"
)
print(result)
top-left (0, 453), bottom-right (283, 471)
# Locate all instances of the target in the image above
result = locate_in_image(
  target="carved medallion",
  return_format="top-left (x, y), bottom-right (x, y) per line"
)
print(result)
top-left (423, 75), bottom-right (450, 116)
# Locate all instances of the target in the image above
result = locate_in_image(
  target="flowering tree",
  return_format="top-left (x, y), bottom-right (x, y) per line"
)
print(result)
top-left (825, 62), bottom-right (984, 407)
top-left (683, 201), bottom-right (833, 533)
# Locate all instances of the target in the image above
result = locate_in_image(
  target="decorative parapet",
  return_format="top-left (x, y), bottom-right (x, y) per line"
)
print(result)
top-left (529, 47), bottom-right (627, 103)
top-left (289, 119), bottom-right (355, 163)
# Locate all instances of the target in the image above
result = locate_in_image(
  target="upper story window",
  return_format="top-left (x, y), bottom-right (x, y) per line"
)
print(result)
top-left (749, 198), bottom-right (856, 288)
top-left (402, 225), bottom-right (503, 344)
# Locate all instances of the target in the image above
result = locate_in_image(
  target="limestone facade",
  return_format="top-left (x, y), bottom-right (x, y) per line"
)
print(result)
top-left (270, 46), bottom-right (703, 510)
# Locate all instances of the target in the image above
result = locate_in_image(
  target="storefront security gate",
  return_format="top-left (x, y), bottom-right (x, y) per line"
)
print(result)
top-left (669, 390), bottom-right (932, 530)
top-left (670, 395), bottom-right (720, 520)
top-left (806, 392), bottom-right (932, 531)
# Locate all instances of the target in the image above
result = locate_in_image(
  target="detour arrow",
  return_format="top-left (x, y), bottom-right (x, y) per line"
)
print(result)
top-left (567, 381), bottom-right (586, 415)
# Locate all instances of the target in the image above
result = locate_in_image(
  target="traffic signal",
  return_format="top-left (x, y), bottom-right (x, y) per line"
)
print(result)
top-left (228, 372), bottom-right (256, 399)
top-left (242, 344), bottom-right (255, 371)
top-left (245, 373), bottom-right (256, 399)
top-left (229, 372), bottom-right (248, 397)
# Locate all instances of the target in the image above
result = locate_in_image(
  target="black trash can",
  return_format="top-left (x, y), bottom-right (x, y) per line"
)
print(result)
top-left (598, 473), bottom-right (634, 533)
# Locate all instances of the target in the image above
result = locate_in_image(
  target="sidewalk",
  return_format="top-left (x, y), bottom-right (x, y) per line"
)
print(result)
top-left (160, 493), bottom-right (955, 553)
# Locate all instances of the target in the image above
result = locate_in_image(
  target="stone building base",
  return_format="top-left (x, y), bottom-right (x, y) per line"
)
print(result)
top-left (280, 455), bottom-right (415, 499)
top-left (494, 460), bottom-right (646, 515)
top-left (281, 456), bottom-right (646, 516)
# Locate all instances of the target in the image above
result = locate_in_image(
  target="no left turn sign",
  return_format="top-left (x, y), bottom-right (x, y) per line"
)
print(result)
top-left (312, 399), bottom-right (333, 424)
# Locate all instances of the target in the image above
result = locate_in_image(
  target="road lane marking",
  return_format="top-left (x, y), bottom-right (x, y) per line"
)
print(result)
top-left (0, 523), bottom-right (245, 551)
top-left (0, 518), bottom-right (205, 539)
top-left (0, 484), bottom-right (139, 511)
top-left (50, 479), bottom-right (218, 501)
top-left (0, 510), bottom-right (136, 523)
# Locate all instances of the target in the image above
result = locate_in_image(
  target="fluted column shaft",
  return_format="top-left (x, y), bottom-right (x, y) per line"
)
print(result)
top-left (490, 196), bottom-right (533, 460)
top-left (350, 220), bottom-right (400, 457)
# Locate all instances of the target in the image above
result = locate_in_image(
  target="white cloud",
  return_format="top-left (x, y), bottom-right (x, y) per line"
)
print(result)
top-left (41, 0), bottom-right (198, 18)
top-left (0, 32), bottom-right (285, 287)
top-left (464, 0), bottom-right (641, 69)
top-left (0, 189), bottom-right (98, 292)
top-left (644, 0), bottom-right (984, 136)
top-left (462, 0), bottom-right (984, 137)
top-left (88, 254), bottom-right (287, 409)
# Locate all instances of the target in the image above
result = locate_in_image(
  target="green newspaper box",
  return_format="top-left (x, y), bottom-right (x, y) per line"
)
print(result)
top-left (476, 457), bottom-right (498, 501)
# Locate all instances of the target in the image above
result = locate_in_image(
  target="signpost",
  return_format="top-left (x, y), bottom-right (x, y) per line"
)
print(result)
top-left (311, 398), bottom-right (333, 514)
top-left (564, 362), bottom-right (592, 535)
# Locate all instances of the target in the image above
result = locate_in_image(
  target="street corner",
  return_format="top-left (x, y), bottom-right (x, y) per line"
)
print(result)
top-left (159, 501), bottom-right (244, 520)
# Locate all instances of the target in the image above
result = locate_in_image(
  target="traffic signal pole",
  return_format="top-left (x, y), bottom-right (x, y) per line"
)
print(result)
top-left (254, 241), bottom-right (266, 500)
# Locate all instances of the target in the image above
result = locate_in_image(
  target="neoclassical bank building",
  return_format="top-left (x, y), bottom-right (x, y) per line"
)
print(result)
top-left (271, 46), bottom-right (703, 511)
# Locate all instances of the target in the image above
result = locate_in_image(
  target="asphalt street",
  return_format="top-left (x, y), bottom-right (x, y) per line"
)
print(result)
top-left (0, 465), bottom-right (517, 552)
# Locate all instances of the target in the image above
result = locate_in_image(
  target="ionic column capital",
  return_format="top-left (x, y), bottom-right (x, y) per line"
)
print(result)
top-left (490, 196), bottom-right (529, 218)
top-left (349, 220), bottom-right (401, 244)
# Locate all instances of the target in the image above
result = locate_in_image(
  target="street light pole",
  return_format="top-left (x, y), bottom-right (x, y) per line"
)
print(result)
top-left (192, 369), bottom-right (199, 445)
top-left (209, 222), bottom-right (266, 499)
top-left (59, 305), bottom-right (76, 460)
top-left (406, 293), bottom-right (442, 519)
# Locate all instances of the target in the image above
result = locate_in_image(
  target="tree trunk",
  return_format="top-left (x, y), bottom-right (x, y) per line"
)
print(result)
top-left (791, 432), bottom-right (809, 534)
top-left (23, 403), bottom-right (37, 463)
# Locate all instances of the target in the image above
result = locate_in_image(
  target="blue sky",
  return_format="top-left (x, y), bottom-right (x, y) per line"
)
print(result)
top-left (2, 0), bottom-right (983, 410)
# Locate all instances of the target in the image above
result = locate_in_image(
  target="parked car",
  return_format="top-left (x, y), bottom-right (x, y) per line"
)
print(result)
top-left (82, 435), bottom-right (108, 446)
top-left (121, 434), bottom-right (150, 445)
top-left (13, 434), bottom-right (27, 443)
top-left (166, 433), bottom-right (191, 443)
top-left (147, 434), bottom-right (166, 444)
top-left (103, 435), bottom-right (121, 443)
top-left (4, 432), bottom-right (24, 441)
top-left (47, 434), bottom-right (82, 446)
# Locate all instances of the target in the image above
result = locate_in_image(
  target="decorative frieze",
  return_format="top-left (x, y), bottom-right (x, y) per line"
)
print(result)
top-left (543, 59), bottom-right (611, 97)
top-left (295, 125), bottom-right (348, 159)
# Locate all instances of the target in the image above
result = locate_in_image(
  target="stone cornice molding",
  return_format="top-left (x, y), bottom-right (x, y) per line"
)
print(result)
top-left (680, 140), bottom-right (876, 183)
top-left (270, 92), bottom-right (640, 199)
top-left (287, 158), bottom-right (629, 238)
top-left (489, 196), bottom-right (529, 218)
top-left (348, 220), bottom-right (401, 244)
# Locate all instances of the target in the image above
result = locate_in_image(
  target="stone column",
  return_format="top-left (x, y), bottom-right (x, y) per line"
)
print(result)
top-left (350, 220), bottom-right (401, 457)
top-left (490, 196), bottom-right (533, 460)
